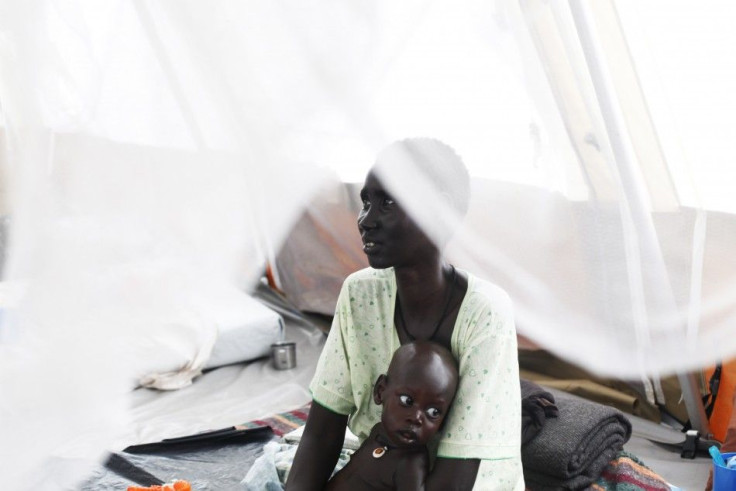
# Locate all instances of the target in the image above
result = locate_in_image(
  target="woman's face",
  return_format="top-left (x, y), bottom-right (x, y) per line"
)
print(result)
top-left (357, 171), bottom-right (438, 270)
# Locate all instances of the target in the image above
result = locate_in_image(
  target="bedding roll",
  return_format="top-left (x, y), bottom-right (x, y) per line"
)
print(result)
top-left (522, 391), bottom-right (632, 490)
top-left (521, 378), bottom-right (559, 444)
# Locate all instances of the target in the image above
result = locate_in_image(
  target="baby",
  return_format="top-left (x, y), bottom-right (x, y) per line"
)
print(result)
top-left (326, 340), bottom-right (459, 490)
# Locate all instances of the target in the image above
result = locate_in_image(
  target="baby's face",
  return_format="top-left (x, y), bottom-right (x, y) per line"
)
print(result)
top-left (378, 369), bottom-right (455, 448)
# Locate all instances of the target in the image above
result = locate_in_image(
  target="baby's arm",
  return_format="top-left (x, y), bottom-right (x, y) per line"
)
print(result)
top-left (393, 448), bottom-right (430, 491)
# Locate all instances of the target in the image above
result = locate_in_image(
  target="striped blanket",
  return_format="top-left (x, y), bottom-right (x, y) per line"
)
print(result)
top-left (242, 403), bottom-right (311, 436)
top-left (588, 452), bottom-right (670, 491)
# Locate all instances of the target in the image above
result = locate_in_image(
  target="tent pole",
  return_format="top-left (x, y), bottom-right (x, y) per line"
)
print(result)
top-left (568, 0), bottom-right (712, 442)
top-left (678, 371), bottom-right (712, 438)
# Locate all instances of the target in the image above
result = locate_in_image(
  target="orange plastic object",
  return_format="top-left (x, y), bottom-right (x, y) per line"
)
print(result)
top-left (126, 480), bottom-right (191, 491)
top-left (705, 360), bottom-right (736, 442)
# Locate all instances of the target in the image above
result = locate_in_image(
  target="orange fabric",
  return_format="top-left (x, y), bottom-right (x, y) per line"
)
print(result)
top-left (127, 481), bottom-right (191, 491)
top-left (705, 359), bottom-right (736, 442)
top-left (265, 263), bottom-right (283, 293)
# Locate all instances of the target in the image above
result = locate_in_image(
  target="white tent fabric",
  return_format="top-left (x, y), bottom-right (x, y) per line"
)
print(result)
top-left (1, 0), bottom-right (735, 488)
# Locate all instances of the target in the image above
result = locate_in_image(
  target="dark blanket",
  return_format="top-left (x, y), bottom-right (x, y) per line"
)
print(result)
top-left (521, 379), bottom-right (559, 444)
top-left (522, 390), bottom-right (632, 490)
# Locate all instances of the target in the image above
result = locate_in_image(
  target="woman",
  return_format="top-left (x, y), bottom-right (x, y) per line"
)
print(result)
top-left (286, 138), bottom-right (523, 490)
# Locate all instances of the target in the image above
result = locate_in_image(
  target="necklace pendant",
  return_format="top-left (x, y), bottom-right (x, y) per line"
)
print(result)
top-left (372, 446), bottom-right (388, 458)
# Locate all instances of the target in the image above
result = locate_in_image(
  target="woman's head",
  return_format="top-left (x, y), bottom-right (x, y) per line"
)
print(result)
top-left (357, 138), bottom-right (470, 269)
top-left (373, 138), bottom-right (470, 217)
top-left (373, 340), bottom-right (459, 448)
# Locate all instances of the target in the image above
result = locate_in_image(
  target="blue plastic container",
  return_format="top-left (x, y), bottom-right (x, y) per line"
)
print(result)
top-left (714, 452), bottom-right (736, 490)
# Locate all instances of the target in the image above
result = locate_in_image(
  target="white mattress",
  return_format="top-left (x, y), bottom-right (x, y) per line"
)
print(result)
top-left (132, 286), bottom-right (285, 389)
top-left (203, 292), bottom-right (284, 370)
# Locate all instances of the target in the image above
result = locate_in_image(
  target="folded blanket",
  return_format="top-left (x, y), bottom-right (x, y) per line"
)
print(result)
top-left (521, 379), bottom-right (559, 444)
top-left (522, 391), bottom-right (632, 490)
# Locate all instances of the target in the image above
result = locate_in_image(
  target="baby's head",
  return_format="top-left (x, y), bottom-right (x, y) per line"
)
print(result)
top-left (373, 340), bottom-right (459, 448)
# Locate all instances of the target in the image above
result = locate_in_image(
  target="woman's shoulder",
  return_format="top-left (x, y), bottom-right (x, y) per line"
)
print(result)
top-left (337, 268), bottom-right (395, 313)
top-left (464, 271), bottom-right (513, 316)
top-left (343, 267), bottom-right (395, 287)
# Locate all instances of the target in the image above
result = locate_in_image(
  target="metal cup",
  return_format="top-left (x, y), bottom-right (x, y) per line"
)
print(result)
top-left (271, 341), bottom-right (297, 370)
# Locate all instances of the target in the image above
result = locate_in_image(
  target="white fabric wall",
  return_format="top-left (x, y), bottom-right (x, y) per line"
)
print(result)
top-left (1, 0), bottom-right (735, 488)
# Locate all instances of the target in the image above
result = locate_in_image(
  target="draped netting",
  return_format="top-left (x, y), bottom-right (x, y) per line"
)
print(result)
top-left (1, 0), bottom-right (735, 488)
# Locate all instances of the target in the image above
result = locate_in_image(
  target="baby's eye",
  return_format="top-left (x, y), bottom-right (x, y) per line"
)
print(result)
top-left (426, 407), bottom-right (441, 419)
top-left (383, 197), bottom-right (395, 206)
top-left (399, 394), bottom-right (413, 406)
top-left (361, 198), bottom-right (370, 210)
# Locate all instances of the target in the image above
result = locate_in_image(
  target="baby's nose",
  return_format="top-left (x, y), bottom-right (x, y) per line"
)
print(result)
top-left (407, 408), bottom-right (423, 425)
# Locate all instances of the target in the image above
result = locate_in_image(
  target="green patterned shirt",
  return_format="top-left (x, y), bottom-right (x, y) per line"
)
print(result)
top-left (310, 267), bottom-right (524, 490)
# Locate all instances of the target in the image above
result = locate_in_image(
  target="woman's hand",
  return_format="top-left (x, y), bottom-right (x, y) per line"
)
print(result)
top-left (285, 401), bottom-right (348, 491)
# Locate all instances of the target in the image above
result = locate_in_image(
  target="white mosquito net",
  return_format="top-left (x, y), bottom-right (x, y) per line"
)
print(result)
top-left (1, 0), bottom-right (735, 487)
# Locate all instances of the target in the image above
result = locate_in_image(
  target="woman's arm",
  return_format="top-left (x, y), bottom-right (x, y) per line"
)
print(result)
top-left (426, 457), bottom-right (479, 491)
top-left (285, 401), bottom-right (348, 491)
